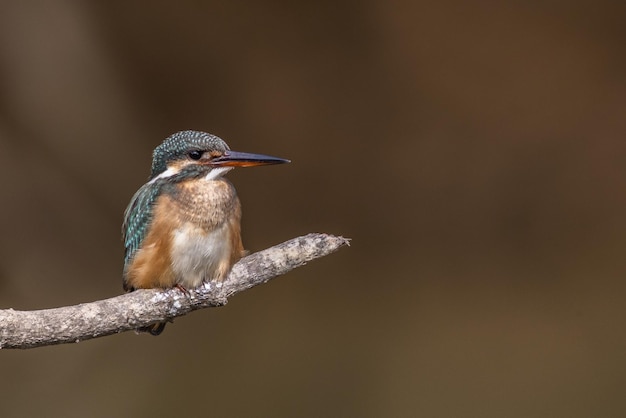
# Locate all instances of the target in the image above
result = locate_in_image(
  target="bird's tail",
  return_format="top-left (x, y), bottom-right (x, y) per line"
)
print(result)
top-left (137, 322), bottom-right (168, 336)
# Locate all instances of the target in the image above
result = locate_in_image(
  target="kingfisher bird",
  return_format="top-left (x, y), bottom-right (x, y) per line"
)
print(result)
top-left (122, 130), bottom-right (289, 335)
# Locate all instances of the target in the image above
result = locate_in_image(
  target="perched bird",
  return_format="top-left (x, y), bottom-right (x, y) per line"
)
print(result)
top-left (122, 130), bottom-right (289, 335)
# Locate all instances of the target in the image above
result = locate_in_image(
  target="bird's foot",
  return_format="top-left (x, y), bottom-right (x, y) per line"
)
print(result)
top-left (174, 284), bottom-right (191, 297)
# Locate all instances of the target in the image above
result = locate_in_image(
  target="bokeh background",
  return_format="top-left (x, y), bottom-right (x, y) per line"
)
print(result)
top-left (1, 1), bottom-right (625, 417)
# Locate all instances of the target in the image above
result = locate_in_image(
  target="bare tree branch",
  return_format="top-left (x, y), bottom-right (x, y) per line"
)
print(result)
top-left (0, 233), bottom-right (349, 349)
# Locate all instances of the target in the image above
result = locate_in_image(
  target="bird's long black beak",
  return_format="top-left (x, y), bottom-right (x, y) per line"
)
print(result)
top-left (211, 151), bottom-right (290, 168)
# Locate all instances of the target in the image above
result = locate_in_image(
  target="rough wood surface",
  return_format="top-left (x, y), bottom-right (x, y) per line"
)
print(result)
top-left (0, 233), bottom-right (349, 349)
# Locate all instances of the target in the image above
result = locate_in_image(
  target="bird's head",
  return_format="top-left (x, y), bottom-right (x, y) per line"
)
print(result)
top-left (150, 130), bottom-right (289, 182)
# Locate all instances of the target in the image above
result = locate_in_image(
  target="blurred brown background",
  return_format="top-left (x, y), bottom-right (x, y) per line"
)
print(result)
top-left (1, 1), bottom-right (625, 417)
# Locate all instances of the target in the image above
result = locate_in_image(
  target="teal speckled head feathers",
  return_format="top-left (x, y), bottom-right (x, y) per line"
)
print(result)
top-left (150, 130), bottom-right (230, 179)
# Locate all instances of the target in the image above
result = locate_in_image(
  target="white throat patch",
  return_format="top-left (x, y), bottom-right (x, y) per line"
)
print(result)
top-left (205, 167), bottom-right (233, 181)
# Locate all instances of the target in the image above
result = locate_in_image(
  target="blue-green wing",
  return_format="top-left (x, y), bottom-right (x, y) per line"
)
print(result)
top-left (122, 181), bottom-right (162, 274)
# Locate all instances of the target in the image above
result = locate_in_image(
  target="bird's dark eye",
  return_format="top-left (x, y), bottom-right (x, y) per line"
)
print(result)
top-left (188, 150), bottom-right (203, 160)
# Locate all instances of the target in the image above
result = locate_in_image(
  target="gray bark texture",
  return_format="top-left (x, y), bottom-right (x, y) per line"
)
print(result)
top-left (0, 233), bottom-right (349, 349)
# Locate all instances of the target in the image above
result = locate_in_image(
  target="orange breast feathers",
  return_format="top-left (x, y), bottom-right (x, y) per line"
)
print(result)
top-left (123, 179), bottom-right (245, 290)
